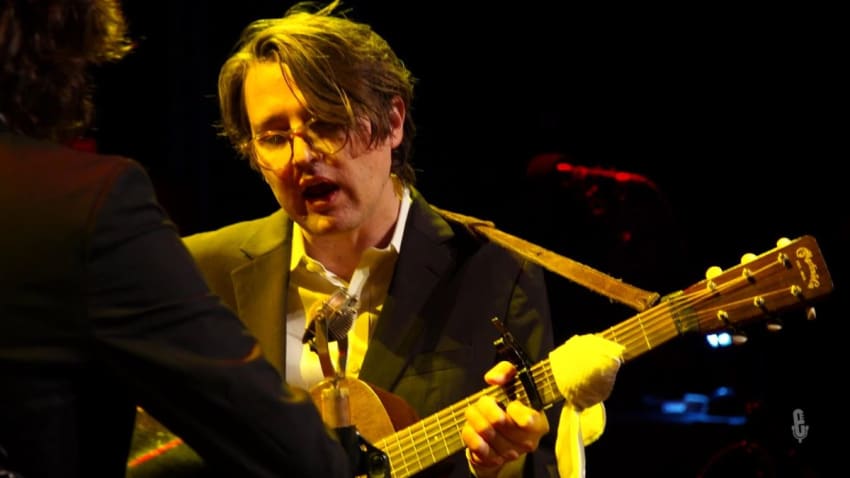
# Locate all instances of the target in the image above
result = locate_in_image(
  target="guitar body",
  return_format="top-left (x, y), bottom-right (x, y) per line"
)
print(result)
top-left (127, 379), bottom-right (423, 478)
top-left (309, 376), bottom-right (419, 443)
top-left (310, 377), bottom-right (458, 478)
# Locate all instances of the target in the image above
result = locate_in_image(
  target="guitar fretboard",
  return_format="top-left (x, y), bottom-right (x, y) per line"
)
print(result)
top-left (372, 362), bottom-right (559, 478)
top-left (372, 235), bottom-right (831, 478)
top-left (372, 304), bottom-right (685, 477)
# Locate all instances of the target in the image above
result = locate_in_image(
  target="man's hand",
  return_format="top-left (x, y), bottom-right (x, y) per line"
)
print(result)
top-left (461, 361), bottom-right (549, 477)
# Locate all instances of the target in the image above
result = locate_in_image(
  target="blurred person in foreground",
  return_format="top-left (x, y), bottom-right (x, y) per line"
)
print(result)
top-left (0, 1), bottom-right (354, 477)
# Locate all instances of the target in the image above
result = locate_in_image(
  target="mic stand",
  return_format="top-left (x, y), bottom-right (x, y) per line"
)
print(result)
top-left (306, 309), bottom-right (389, 477)
top-left (335, 426), bottom-right (390, 478)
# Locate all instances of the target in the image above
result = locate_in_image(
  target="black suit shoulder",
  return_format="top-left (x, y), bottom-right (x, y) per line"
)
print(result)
top-left (1, 133), bottom-right (153, 307)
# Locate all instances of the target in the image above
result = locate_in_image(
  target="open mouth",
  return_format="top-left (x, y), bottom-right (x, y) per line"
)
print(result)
top-left (302, 179), bottom-right (340, 203)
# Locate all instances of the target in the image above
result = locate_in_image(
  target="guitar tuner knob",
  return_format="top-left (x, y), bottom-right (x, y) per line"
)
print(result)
top-left (705, 266), bottom-right (722, 280)
top-left (732, 334), bottom-right (748, 345)
top-left (806, 307), bottom-right (817, 321)
top-left (776, 237), bottom-right (792, 247)
top-left (740, 253), bottom-right (757, 264)
top-left (766, 321), bottom-right (783, 332)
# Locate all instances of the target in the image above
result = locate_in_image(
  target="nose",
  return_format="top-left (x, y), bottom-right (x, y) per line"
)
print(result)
top-left (289, 131), bottom-right (319, 167)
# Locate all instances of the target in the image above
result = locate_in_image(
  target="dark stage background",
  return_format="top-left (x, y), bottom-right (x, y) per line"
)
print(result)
top-left (92, 2), bottom-right (844, 476)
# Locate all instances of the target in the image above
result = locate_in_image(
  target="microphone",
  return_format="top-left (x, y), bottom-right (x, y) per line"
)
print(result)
top-left (790, 408), bottom-right (809, 444)
top-left (302, 289), bottom-right (359, 431)
top-left (301, 287), bottom-right (358, 380)
top-left (302, 288), bottom-right (358, 345)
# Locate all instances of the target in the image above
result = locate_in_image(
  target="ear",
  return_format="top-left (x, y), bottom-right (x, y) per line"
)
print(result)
top-left (388, 96), bottom-right (405, 149)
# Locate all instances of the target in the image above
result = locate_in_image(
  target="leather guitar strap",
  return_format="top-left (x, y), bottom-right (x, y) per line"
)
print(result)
top-left (311, 317), bottom-right (337, 379)
top-left (433, 207), bottom-right (660, 312)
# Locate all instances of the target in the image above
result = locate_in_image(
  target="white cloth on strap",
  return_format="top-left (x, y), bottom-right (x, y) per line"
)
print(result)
top-left (549, 334), bottom-right (624, 477)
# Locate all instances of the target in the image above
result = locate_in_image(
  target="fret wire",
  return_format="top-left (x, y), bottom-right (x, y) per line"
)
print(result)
top-left (406, 421), bottom-right (422, 471)
top-left (377, 392), bottom-right (491, 477)
top-left (416, 418), bottom-right (436, 466)
top-left (434, 404), bottom-right (451, 460)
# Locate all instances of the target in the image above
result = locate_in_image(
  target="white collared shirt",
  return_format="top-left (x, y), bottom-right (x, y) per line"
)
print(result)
top-left (284, 184), bottom-right (412, 390)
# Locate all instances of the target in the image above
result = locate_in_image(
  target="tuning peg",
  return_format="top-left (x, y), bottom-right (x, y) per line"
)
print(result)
top-left (806, 306), bottom-right (817, 321)
top-left (766, 320), bottom-right (783, 332)
top-left (705, 266), bottom-right (722, 280)
top-left (732, 333), bottom-right (748, 345)
top-left (740, 253), bottom-right (757, 264)
top-left (776, 237), bottom-right (791, 247)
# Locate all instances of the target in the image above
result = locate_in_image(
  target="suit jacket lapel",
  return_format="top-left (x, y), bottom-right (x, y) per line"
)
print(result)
top-left (231, 210), bottom-right (293, 374)
top-left (359, 190), bottom-right (457, 391)
top-left (222, 196), bottom-right (457, 388)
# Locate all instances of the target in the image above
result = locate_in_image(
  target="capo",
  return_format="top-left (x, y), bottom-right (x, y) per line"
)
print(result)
top-left (490, 317), bottom-right (543, 411)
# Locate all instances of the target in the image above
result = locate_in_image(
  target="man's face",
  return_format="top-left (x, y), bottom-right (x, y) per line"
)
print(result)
top-left (243, 61), bottom-right (403, 237)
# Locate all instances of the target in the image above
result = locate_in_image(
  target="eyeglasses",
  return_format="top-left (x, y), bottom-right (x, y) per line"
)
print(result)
top-left (249, 117), bottom-right (347, 170)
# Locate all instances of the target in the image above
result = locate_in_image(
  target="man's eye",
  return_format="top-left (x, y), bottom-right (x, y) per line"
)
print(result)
top-left (258, 132), bottom-right (291, 147)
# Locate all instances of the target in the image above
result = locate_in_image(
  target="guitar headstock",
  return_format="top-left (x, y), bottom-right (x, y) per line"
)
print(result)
top-left (679, 235), bottom-right (833, 336)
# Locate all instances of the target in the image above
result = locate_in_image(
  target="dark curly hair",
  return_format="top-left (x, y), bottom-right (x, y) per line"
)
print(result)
top-left (0, 0), bottom-right (133, 142)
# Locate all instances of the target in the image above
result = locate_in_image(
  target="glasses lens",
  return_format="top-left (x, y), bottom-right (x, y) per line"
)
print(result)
top-left (252, 121), bottom-right (347, 170)
top-left (253, 131), bottom-right (292, 169)
top-left (308, 120), bottom-right (347, 155)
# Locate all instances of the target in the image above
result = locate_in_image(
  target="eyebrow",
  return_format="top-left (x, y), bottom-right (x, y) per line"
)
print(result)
top-left (253, 117), bottom-right (292, 135)
top-left (253, 112), bottom-right (315, 135)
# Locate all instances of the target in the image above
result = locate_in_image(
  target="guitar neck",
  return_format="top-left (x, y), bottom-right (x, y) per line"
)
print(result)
top-left (373, 235), bottom-right (832, 478)
top-left (371, 310), bottom-right (676, 478)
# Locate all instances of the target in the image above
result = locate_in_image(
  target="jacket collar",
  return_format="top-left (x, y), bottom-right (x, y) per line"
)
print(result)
top-left (228, 209), bottom-right (294, 371)
top-left (358, 188), bottom-right (458, 390)
top-left (237, 208), bottom-right (292, 259)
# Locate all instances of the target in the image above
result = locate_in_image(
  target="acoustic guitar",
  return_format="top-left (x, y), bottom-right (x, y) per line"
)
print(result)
top-left (129, 235), bottom-right (833, 478)
top-left (311, 235), bottom-right (833, 478)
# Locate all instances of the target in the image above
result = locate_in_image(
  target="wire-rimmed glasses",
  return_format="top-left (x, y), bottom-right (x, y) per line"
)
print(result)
top-left (249, 117), bottom-right (348, 171)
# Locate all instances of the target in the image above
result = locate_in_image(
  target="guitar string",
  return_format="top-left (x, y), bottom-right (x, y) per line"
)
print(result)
top-left (375, 257), bottom-right (794, 476)
top-left (378, 374), bottom-right (564, 477)
top-left (375, 274), bottom-right (764, 477)
top-left (601, 258), bottom-right (786, 357)
top-left (374, 248), bottom-right (812, 476)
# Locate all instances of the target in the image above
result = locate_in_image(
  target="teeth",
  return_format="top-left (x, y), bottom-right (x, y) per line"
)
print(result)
top-left (300, 178), bottom-right (330, 189)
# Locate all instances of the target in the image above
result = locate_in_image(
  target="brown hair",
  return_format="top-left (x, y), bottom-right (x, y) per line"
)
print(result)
top-left (218, 0), bottom-right (417, 184)
top-left (0, 0), bottom-right (132, 142)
